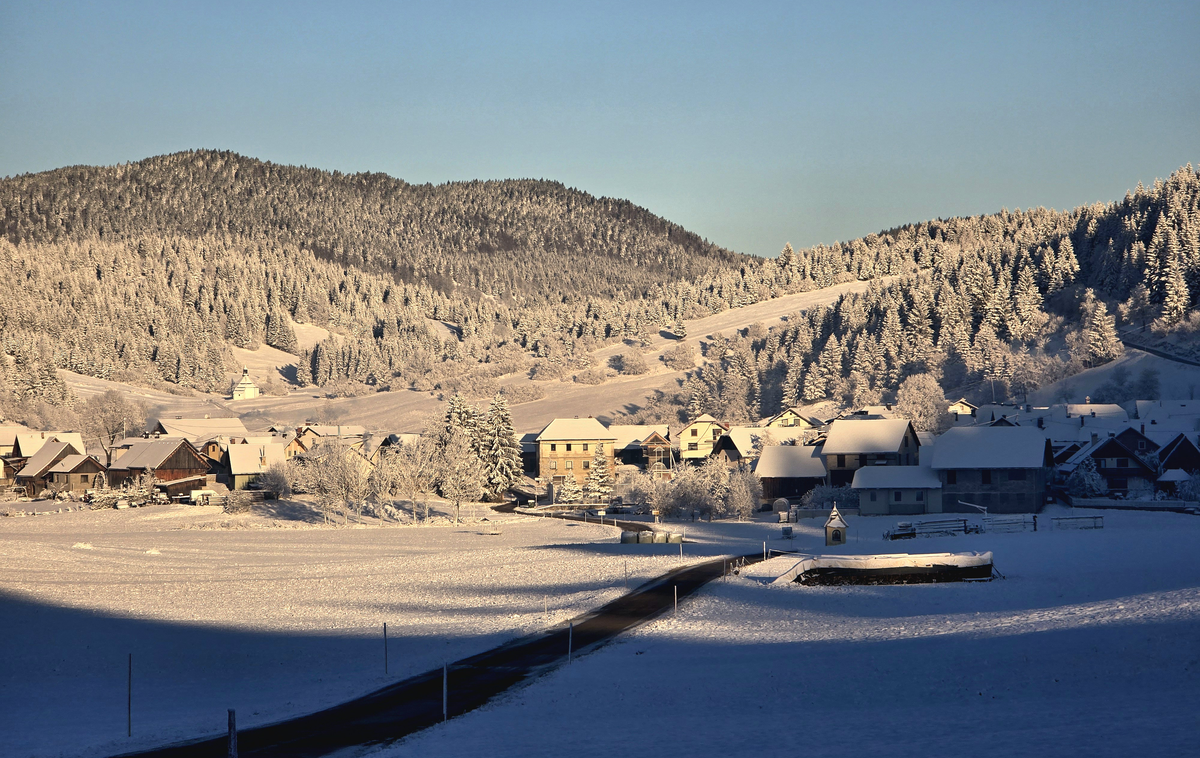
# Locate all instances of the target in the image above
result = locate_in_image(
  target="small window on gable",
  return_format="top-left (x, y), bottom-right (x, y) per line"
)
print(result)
top-left (713, 429), bottom-right (721, 439)
top-left (583, 443), bottom-right (589, 452)
top-left (691, 429), bottom-right (698, 437)
top-left (836, 454), bottom-right (846, 468)
top-left (1137, 441), bottom-right (1146, 450)
top-left (550, 444), bottom-right (557, 452)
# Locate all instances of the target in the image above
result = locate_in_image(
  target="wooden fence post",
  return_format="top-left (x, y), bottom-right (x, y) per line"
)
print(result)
top-left (227, 709), bottom-right (237, 758)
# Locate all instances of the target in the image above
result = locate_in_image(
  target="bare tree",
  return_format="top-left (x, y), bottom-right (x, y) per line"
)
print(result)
top-left (438, 429), bottom-right (485, 524)
top-left (80, 390), bottom-right (147, 465)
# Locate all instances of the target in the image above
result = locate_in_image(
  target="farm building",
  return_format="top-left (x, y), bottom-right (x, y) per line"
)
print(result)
top-left (226, 444), bottom-right (287, 490)
top-left (108, 438), bottom-right (211, 494)
top-left (853, 465), bottom-right (943, 516)
top-left (929, 426), bottom-right (1053, 513)
top-left (535, 417), bottom-right (616, 486)
top-left (821, 419), bottom-right (920, 486)
top-left (754, 444), bottom-right (827, 502)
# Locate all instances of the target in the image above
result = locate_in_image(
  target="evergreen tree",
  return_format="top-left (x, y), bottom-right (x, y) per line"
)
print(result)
top-left (1162, 257), bottom-right (1190, 325)
top-left (479, 394), bottom-right (522, 499)
top-left (582, 448), bottom-right (613, 504)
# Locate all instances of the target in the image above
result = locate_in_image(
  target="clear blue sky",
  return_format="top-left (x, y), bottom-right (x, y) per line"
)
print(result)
top-left (2, 1), bottom-right (1197, 256)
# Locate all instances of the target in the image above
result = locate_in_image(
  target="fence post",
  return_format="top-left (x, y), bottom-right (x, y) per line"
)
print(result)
top-left (127, 653), bottom-right (132, 737)
top-left (227, 709), bottom-right (237, 758)
top-left (674, 585), bottom-right (678, 614)
top-left (763, 541), bottom-right (766, 561)
top-left (568, 621), bottom-right (573, 663)
top-left (384, 622), bottom-right (388, 674)
top-left (442, 664), bottom-right (448, 722)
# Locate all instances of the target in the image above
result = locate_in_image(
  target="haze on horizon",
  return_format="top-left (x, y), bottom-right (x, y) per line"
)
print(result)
top-left (1, 0), bottom-right (1197, 257)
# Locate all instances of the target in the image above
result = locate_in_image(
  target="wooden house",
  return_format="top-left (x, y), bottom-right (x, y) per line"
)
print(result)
top-left (153, 417), bottom-right (250, 445)
top-left (821, 419), bottom-right (920, 486)
top-left (754, 445), bottom-right (827, 501)
top-left (929, 426), bottom-right (1054, 513)
top-left (293, 424), bottom-right (368, 453)
top-left (44, 455), bottom-right (107, 494)
top-left (760, 407), bottom-right (821, 431)
top-left (12, 431), bottom-right (85, 460)
top-left (1158, 433), bottom-right (1200, 474)
top-left (1063, 433), bottom-right (1157, 496)
top-left (108, 438), bottom-right (211, 494)
top-left (947, 398), bottom-right (978, 420)
top-left (534, 417), bottom-right (616, 486)
top-left (0, 424), bottom-right (29, 457)
top-left (15, 440), bottom-right (81, 496)
top-left (679, 414), bottom-right (729, 462)
top-left (609, 425), bottom-right (673, 477)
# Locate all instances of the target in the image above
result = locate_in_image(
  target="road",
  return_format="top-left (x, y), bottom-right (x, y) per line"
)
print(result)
top-left (112, 517), bottom-right (756, 758)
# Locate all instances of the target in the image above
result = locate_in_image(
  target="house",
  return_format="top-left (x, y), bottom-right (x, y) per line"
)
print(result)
top-left (12, 431), bottom-right (86, 460)
top-left (929, 426), bottom-right (1054, 513)
top-left (534, 417), bottom-right (617, 485)
top-left (0, 424), bottom-right (29, 457)
top-left (108, 438), bottom-right (211, 495)
top-left (518, 432), bottom-right (540, 475)
top-left (231, 367), bottom-right (260, 401)
top-left (760, 407), bottom-right (822, 431)
top-left (853, 465), bottom-right (943, 516)
top-left (293, 424), bottom-right (368, 453)
top-left (678, 414), bottom-right (729, 462)
top-left (1113, 426), bottom-right (1161, 458)
top-left (1158, 433), bottom-right (1200, 474)
top-left (43, 455), bottom-right (107, 494)
top-left (1063, 434), bottom-right (1157, 496)
top-left (226, 443), bottom-right (287, 490)
top-left (821, 418), bottom-right (920, 486)
top-left (947, 398), bottom-right (977, 420)
top-left (713, 426), bottom-right (806, 464)
top-left (15, 440), bottom-right (83, 496)
top-left (153, 417), bottom-right (250, 445)
top-left (755, 445), bottom-right (827, 501)
top-left (609, 425), bottom-right (673, 478)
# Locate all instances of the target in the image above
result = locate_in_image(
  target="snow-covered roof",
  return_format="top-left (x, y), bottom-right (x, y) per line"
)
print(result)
top-left (519, 432), bottom-right (539, 454)
top-left (227, 444), bottom-right (287, 476)
top-left (0, 424), bottom-right (29, 447)
top-left (608, 424), bottom-right (670, 451)
top-left (16, 441), bottom-right (74, 479)
top-left (109, 438), bottom-right (201, 471)
top-left (1062, 436), bottom-right (1154, 473)
top-left (825, 505), bottom-right (848, 529)
top-left (1061, 403), bottom-right (1128, 421)
top-left (851, 465), bottom-right (942, 489)
top-left (46, 454), bottom-right (100, 474)
top-left (928, 427), bottom-right (1049, 469)
top-left (754, 445), bottom-right (827, 479)
top-left (822, 419), bottom-right (914, 455)
top-left (535, 417), bottom-right (615, 442)
top-left (722, 426), bottom-right (806, 458)
top-left (156, 418), bottom-right (250, 442)
top-left (1158, 469), bottom-right (1192, 483)
top-left (1136, 400), bottom-right (1200, 422)
top-left (301, 424), bottom-right (367, 438)
top-left (14, 431), bottom-right (85, 458)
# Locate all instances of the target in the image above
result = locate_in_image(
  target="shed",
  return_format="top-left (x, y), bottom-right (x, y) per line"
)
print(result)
top-left (852, 465), bottom-right (943, 516)
top-left (755, 445), bottom-right (827, 501)
top-left (108, 438), bottom-right (211, 488)
top-left (227, 443), bottom-right (287, 490)
top-left (44, 455), bottom-right (107, 494)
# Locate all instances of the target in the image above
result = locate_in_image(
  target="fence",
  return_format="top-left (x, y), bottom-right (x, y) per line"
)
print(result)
top-left (885, 518), bottom-right (980, 540)
top-left (1051, 515), bottom-right (1103, 530)
top-left (984, 515), bottom-right (1037, 534)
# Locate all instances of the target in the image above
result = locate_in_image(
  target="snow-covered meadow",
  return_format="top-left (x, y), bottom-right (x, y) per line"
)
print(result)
top-left (0, 503), bottom-right (734, 758)
top-left (379, 507), bottom-right (1200, 758)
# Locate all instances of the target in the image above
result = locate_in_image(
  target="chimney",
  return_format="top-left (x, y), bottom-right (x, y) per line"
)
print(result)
top-left (1091, 433), bottom-right (1098, 445)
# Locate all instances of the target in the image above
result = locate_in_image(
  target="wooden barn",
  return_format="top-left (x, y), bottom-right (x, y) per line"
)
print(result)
top-left (108, 438), bottom-right (211, 493)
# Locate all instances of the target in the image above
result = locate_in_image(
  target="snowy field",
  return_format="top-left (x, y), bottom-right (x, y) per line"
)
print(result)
top-left (0, 503), bottom-right (759, 758)
top-left (378, 507), bottom-right (1200, 758)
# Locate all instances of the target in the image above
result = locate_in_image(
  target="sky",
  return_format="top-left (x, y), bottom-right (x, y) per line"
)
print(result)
top-left (1, 1), bottom-right (1197, 257)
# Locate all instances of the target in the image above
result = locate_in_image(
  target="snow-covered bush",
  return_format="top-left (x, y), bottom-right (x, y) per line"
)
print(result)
top-left (1067, 457), bottom-right (1107, 497)
top-left (800, 484), bottom-right (858, 509)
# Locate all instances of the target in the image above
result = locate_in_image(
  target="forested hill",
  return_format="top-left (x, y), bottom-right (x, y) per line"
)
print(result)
top-left (0, 150), bottom-right (743, 302)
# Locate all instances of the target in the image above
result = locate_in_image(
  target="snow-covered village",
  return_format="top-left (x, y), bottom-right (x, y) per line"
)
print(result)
top-left (3, 4), bottom-right (1200, 757)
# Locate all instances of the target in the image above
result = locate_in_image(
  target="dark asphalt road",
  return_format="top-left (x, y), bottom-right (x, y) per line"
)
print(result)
top-left (112, 509), bottom-right (751, 758)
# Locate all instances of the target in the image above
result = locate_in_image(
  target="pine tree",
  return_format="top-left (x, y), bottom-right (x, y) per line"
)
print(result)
top-left (1011, 265), bottom-right (1046, 341)
top-left (582, 448), bottom-right (613, 504)
top-left (479, 394), bottom-right (522, 499)
top-left (1162, 257), bottom-right (1190, 325)
top-left (556, 475), bottom-right (583, 504)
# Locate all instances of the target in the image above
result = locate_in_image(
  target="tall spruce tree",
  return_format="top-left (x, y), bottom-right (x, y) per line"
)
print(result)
top-left (479, 394), bottom-right (522, 499)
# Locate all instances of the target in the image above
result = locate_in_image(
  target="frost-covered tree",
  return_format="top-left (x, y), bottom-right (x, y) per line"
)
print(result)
top-left (479, 394), bottom-right (522, 500)
top-left (582, 448), bottom-right (613, 504)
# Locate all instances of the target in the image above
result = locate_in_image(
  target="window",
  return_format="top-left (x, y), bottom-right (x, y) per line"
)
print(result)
top-left (832, 530), bottom-right (842, 542)
top-left (1116, 458), bottom-right (1129, 468)
top-left (869, 491), bottom-right (877, 501)
top-left (1008, 469), bottom-right (1026, 481)
top-left (837, 454), bottom-right (846, 468)
top-left (583, 460), bottom-right (590, 469)
top-left (550, 461), bottom-right (557, 470)
top-left (946, 470), bottom-right (957, 485)
top-left (903, 437), bottom-right (909, 449)
top-left (981, 470), bottom-right (992, 485)
top-left (1137, 441), bottom-right (1146, 450)
top-left (550, 444), bottom-right (557, 452)
top-left (894, 490), bottom-right (902, 502)
top-left (916, 491), bottom-right (924, 501)
top-left (713, 429), bottom-right (721, 439)
top-left (583, 444), bottom-right (589, 452)
top-left (81, 474), bottom-right (89, 483)
top-left (1097, 459), bottom-right (1107, 468)
top-left (687, 443), bottom-right (698, 451)
top-left (566, 461), bottom-right (573, 470)
top-left (691, 429), bottom-right (698, 437)
top-left (566, 444), bottom-right (573, 452)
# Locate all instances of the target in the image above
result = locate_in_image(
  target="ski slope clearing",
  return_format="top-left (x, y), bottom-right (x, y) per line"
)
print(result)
top-left (0, 504), bottom-right (720, 758)
top-left (381, 508), bottom-right (1200, 758)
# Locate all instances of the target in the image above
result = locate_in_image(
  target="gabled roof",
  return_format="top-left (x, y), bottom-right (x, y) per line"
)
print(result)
top-left (227, 443), bottom-right (287, 476)
top-left (1063, 436), bottom-right (1155, 474)
top-left (1062, 403), bottom-right (1128, 421)
top-left (682, 414), bottom-right (727, 430)
top-left (300, 424), bottom-right (368, 438)
top-left (929, 427), bottom-right (1051, 469)
top-left (46, 454), bottom-right (104, 474)
top-left (535, 417), bottom-right (615, 442)
top-left (14, 431), bottom-right (85, 458)
top-left (851, 465), bottom-right (942, 489)
top-left (155, 418), bottom-right (250, 443)
top-left (722, 426), bottom-right (806, 458)
top-left (16, 441), bottom-right (75, 479)
top-left (0, 424), bottom-right (30, 447)
top-left (109, 438), bottom-right (205, 471)
top-left (754, 444), bottom-right (827, 479)
top-left (822, 419), bottom-right (914, 455)
top-left (1158, 469), bottom-right (1192, 483)
top-left (608, 424), bottom-right (670, 451)
top-left (825, 505), bottom-right (848, 529)
top-left (761, 407), bottom-right (822, 428)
